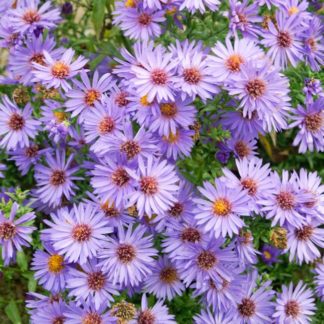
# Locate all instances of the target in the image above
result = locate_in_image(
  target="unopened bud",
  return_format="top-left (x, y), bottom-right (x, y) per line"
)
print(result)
top-left (13, 87), bottom-right (30, 105)
top-left (111, 301), bottom-right (136, 324)
top-left (270, 227), bottom-right (287, 249)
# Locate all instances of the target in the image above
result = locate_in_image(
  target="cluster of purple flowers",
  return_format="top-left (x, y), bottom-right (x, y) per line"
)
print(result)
top-left (0, 0), bottom-right (323, 323)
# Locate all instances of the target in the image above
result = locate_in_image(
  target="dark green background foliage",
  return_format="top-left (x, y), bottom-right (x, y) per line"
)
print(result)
top-left (0, 0), bottom-right (323, 323)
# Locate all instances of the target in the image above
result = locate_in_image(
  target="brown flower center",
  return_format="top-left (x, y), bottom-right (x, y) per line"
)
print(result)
top-left (138, 13), bottom-right (152, 26)
top-left (115, 92), bottom-right (130, 108)
top-left (116, 244), bottom-right (136, 263)
top-left (160, 103), bottom-right (177, 117)
top-left (72, 224), bottom-right (92, 242)
top-left (111, 301), bottom-right (137, 321)
top-left (101, 202), bottom-right (120, 218)
top-left (52, 316), bottom-right (65, 324)
top-left (238, 13), bottom-right (248, 24)
top-left (276, 191), bottom-right (295, 210)
top-left (238, 298), bottom-right (256, 317)
top-left (25, 145), bottom-right (39, 158)
top-left (226, 54), bottom-right (244, 72)
top-left (285, 300), bottom-right (300, 318)
top-left (168, 202), bottom-right (183, 217)
top-left (85, 89), bottom-right (100, 106)
top-left (111, 168), bottom-right (130, 187)
top-left (234, 140), bottom-right (251, 158)
top-left (22, 9), bottom-right (40, 24)
top-left (48, 254), bottom-right (64, 273)
top-left (8, 113), bottom-right (25, 131)
top-left (295, 225), bottom-right (313, 241)
top-left (30, 53), bottom-right (45, 66)
top-left (306, 37), bottom-right (317, 52)
top-left (180, 227), bottom-right (201, 243)
top-left (305, 112), bottom-right (323, 133)
top-left (138, 310), bottom-right (155, 324)
top-left (159, 266), bottom-right (178, 284)
top-left (121, 140), bottom-right (141, 160)
top-left (213, 198), bottom-right (231, 216)
top-left (87, 271), bottom-right (106, 291)
top-left (183, 68), bottom-right (201, 84)
top-left (277, 31), bottom-right (292, 48)
top-left (140, 176), bottom-right (158, 195)
top-left (151, 69), bottom-right (168, 85)
top-left (197, 251), bottom-right (217, 270)
top-left (98, 116), bottom-right (115, 134)
top-left (50, 170), bottom-right (66, 186)
top-left (0, 222), bottom-right (16, 240)
top-left (241, 178), bottom-right (257, 196)
top-left (82, 312), bottom-right (102, 324)
top-left (246, 79), bottom-right (266, 99)
top-left (51, 62), bottom-right (70, 79)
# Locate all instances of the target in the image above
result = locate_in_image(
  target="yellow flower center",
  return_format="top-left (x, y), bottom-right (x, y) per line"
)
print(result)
top-left (53, 111), bottom-right (67, 123)
top-left (160, 103), bottom-right (177, 117)
top-left (288, 6), bottom-right (299, 15)
top-left (263, 251), bottom-right (272, 260)
top-left (125, 0), bottom-right (136, 8)
top-left (163, 131), bottom-right (179, 143)
top-left (213, 198), bottom-right (231, 216)
top-left (140, 95), bottom-right (151, 107)
top-left (48, 254), bottom-right (64, 273)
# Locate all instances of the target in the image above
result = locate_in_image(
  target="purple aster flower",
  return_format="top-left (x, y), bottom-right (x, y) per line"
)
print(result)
top-left (0, 0), bottom-right (12, 15)
top-left (127, 156), bottom-right (179, 217)
top-left (229, 0), bottom-right (262, 40)
top-left (67, 258), bottom-right (119, 310)
top-left (286, 220), bottom-right (324, 264)
top-left (130, 294), bottom-right (176, 324)
top-left (222, 157), bottom-right (274, 212)
top-left (280, 0), bottom-right (311, 24)
top-left (0, 95), bottom-right (40, 150)
top-left (176, 239), bottom-right (237, 289)
top-left (149, 96), bottom-right (196, 136)
top-left (131, 44), bottom-right (177, 102)
top-left (0, 19), bottom-right (22, 49)
top-left (91, 158), bottom-right (136, 208)
top-left (194, 178), bottom-right (251, 238)
top-left (303, 78), bottom-right (323, 102)
top-left (64, 302), bottom-right (116, 324)
top-left (65, 70), bottom-right (114, 122)
top-left (113, 2), bottom-right (165, 41)
top-left (97, 224), bottom-right (157, 287)
top-left (207, 37), bottom-right (263, 83)
top-left (290, 97), bottom-right (324, 153)
top-left (31, 301), bottom-right (68, 324)
top-left (0, 163), bottom-right (6, 178)
top-left (232, 231), bottom-right (258, 267)
top-left (226, 135), bottom-right (258, 159)
top-left (231, 271), bottom-right (275, 323)
top-left (8, 143), bottom-right (50, 175)
top-left (259, 170), bottom-right (312, 228)
top-left (34, 149), bottom-right (81, 208)
top-left (8, 35), bottom-right (62, 85)
top-left (32, 48), bottom-right (88, 92)
top-left (262, 11), bottom-right (303, 68)
top-left (314, 261), bottom-right (324, 301)
top-left (9, 0), bottom-right (61, 34)
top-left (180, 0), bottom-right (220, 13)
top-left (42, 203), bottom-right (113, 264)
top-left (194, 309), bottom-right (233, 324)
top-left (261, 244), bottom-right (282, 265)
top-left (227, 60), bottom-right (290, 120)
top-left (26, 292), bottom-right (64, 317)
top-left (256, 0), bottom-right (283, 9)
top-left (273, 281), bottom-right (316, 323)
top-left (302, 16), bottom-right (324, 72)
top-left (143, 255), bottom-right (185, 301)
top-left (31, 243), bottom-right (69, 293)
top-left (0, 202), bottom-right (36, 265)
top-left (61, 2), bottom-right (73, 16)
top-left (109, 85), bottom-right (133, 117)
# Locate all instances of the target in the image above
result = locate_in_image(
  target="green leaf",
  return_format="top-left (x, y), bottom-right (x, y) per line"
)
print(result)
top-left (16, 251), bottom-right (28, 272)
top-left (5, 300), bottom-right (21, 324)
top-left (92, 0), bottom-right (106, 39)
top-left (27, 274), bottom-right (37, 292)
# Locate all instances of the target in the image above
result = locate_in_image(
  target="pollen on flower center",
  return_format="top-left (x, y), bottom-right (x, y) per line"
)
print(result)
top-left (169, 202), bottom-right (184, 217)
top-left (159, 266), bottom-right (178, 284)
top-left (101, 202), bottom-right (120, 218)
top-left (72, 224), bottom-right (92, 242)
top-left (288, 6), bottom-right (299, 15)
top-left (111, 168), bottom-right (130, 187)
top-left (181, 227), bottom-right (201, 243)
top-left (115, 92), bottom-right (130, 107)
top-left (160, 103), bottom-right (177, 117)
top-left (116, 244), bottom-right (136, 263)
top-left (140, 95), bottom-right (151, 107)
top-left (235, 140), bottom-right (251, 158)
top-left (140, 176), bottom-right (158, 195)
top-left (183, 67), bottom-right (201, 84)
top-left (84, 89), bottom-right (100, 106)
top-left (50, 170), bottom-right (66, 186)
top-left (138, 310), bottom-right (155, 324)
top-left (226, 54), bottom-right (244, 72)
top-left (306, 38), bottom-right (317, 52)
top-left (295, 225), bottom-right (313, 241)
top-left (82, 312), bottom-right (102, 324)
top-left (98, 116), bottom-right (115, 134)
top-left (25, 145), bottom-right (39, 158)
top-left (197, 251), bottom-right (217, 270)
top-left (163, 131), bottom-right (179, 143)
top-left (213, 198), bottom-right (231, 216)
top-left (8, 113), bottom-right (25, 131)
top-left (48, 254), bottom-right (64, 273)
top-left (238, 298), bottom-right (256, 317)
top-left (52, 316), bottom-right (65, 324)
top-left (238, 13), bottom-right (248, 24)
top-left (121, 140), bottom-right (141, 160)
top-left (151, 69), bottom-right (168, 85)
top-left (263, 251), bottom-right (272, 260)
top-left (30, 53), bottom-right (46, 66)
top-left (277, 31), bottom-right (292, 48)
top-left (241, 178), bottom-right (257, 196)
top-left (51, 61), bottom-right (70, 79)
top-left (246, 79), bottom-right (266, 98)
top-left (87, 271), bottom-right (106, 291)
top-left (0, 222), bottom-right (16, 240)
top-left (125, 0), bottom-right (136, 8)
top-left (138, 13), bottom-right (152, 26)
top-left (53, 111), bottom-right (67, 123)
top-left (304, 112), bottom-right (322, 132)
top-left (111, 301), bottom-right (137, 322)
top-left (276, 191), bottom-right (295, 210)
top-left (22, 9), bottom-right (41, 24)
top-left (285, 300), bottom-right (300, 318)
